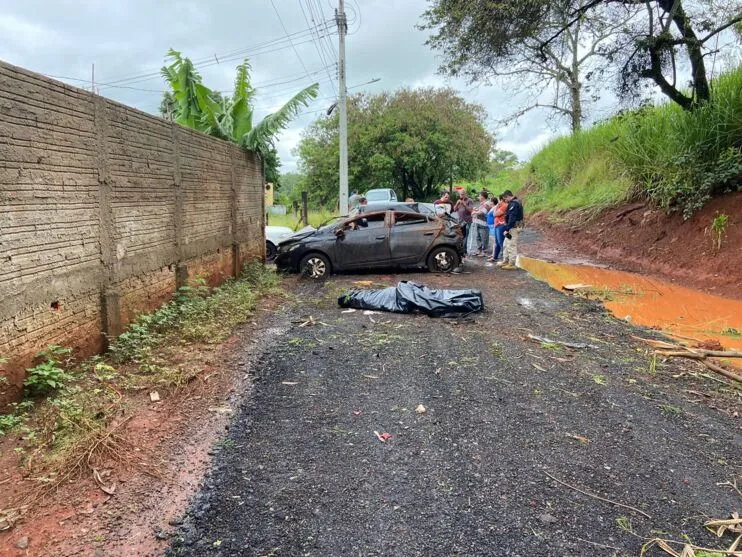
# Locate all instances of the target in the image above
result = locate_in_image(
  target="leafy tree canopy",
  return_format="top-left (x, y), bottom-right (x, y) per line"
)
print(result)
top-left (297, 88), bottom-right (494, 206)
top-left (421, 0), bottom-right (742, 111)
top-left (160, 49), bottom-right (318, 182)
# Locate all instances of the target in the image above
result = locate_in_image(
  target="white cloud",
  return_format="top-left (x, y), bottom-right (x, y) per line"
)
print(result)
top-left (500, 131), bottom-right (557, 162)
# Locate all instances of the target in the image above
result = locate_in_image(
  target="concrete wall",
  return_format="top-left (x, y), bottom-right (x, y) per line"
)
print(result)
top-left (0, 60), bottom-right (264, 405)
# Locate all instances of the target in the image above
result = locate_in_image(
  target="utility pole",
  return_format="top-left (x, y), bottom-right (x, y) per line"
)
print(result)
top-left (336, 0), bottom-right (349, 216)
top-left (91, 63), bottom-right (95, 95)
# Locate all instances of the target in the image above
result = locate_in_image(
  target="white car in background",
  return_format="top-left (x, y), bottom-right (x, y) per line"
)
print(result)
top-left (265, 226), bottom-right (295, 261)
top-left (363, 188), bottom-right (398, 203)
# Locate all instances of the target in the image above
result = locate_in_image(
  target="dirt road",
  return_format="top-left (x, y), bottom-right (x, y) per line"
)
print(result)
top-left (167, 263), bottom-right (740, 556)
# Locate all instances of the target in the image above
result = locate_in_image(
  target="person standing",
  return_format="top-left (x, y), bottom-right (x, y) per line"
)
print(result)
top-left (500, 190), bottom-right (523, 270)
top-left (454, 190), bottom-right (474, 251)
top-left (433, 191), bottom-right (453, 214)
top-left (472, 191), bottom-right (491, 256)
top-left (348, 190), bottom-right (361, 212)
top-left (490, 195), bottom-right (509, 263)
top-left (486, 194), bottom-right (496, 255)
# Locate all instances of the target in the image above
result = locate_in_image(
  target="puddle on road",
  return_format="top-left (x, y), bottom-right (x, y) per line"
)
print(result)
top-left (519, 256), bottom-right (742, 369)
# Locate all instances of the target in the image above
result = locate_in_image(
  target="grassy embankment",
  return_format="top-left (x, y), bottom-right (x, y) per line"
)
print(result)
top-left (487, 67), bottom-right (742, 218)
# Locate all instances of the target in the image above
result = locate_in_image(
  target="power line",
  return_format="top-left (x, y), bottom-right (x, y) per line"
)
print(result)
top-left (94, 21), bottom-right (334, 90)
top-left (311, 0), bottom-right (339, 59)
top-left (46, 64), bottom-right (336, 96)
top-left (300, 0), bottom-right (338, 96)
top-left (269, 0), bottom-right (315, 84)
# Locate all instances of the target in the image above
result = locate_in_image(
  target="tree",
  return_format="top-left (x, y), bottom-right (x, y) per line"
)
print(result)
top-left (421, 0), bottom-right (633, 132)
top-left (421, 1), bottom-right (742, 113)
top-left (160, 49), bottom-right (319, 161)
top-left (595, 0), bottom-right (742, 109)
top-left (274, 172), bottom-right (305, 205)
top-left (489, 149), bottom-right (519, 175)
top-left (297, 88), bottom-right (494, 206)
top-left (160, 91), bottom-right (177, 120)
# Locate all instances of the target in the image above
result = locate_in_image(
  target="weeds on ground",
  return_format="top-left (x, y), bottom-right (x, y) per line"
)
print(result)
top-left (660, 404), bottom-right (683, 416)
top-left (720, 327), bottom-right (740, 338)
top-left (23, 346), bottom-right (74, 396)
top-left (490, 341), bottom-right (504, 359)
top-left (706, 213), bottom-right (729, 251)
top-left (0, 263), bottom-right (281, 499)
top-left (616, 515), bottom-right (635, 535)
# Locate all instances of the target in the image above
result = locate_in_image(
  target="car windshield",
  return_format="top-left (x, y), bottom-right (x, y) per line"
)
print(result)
top-left (365, 190), bottom-right (389, 202)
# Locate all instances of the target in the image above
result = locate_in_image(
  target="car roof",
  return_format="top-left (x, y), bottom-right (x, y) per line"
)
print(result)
top-left (360, 201), bottom-right (415, 210)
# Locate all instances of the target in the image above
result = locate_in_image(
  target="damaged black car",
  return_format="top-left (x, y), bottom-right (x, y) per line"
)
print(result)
top-left (274, 210), bottom-right (465, 279)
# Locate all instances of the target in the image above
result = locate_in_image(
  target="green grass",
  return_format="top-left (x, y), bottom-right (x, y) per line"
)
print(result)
top-left (267, 208), bottom-right (338, 230)
top-left (512, 66), bottom-right (742, 217)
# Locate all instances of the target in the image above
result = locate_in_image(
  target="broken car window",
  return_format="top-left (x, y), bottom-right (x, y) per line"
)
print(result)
top-left (394, 213), bottom-right (428, 226)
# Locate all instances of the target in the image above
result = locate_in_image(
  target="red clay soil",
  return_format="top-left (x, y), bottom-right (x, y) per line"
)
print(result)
top-left (525, 191), bottom-right (742, 300)
top-left (0, 299), bottom-right (286, 557)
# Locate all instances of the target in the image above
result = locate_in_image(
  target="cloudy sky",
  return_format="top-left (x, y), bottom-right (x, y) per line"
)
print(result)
top-left (0, 0), bottom-right (576, 170)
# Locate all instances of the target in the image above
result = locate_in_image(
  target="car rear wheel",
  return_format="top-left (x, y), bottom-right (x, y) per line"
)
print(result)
top-left (427, 246), bottom-right (460, 273)
top-left (266, 241), bottom-right (277, 261)
top-left (299, 253), bottom-right (331, 279)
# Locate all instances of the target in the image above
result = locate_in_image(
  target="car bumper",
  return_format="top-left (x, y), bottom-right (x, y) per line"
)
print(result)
top-left (274, 250), bottom-right (295, 272)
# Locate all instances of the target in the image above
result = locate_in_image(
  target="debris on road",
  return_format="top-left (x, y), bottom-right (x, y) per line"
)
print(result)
top-left (93, 468), bottom-right (116, 495)
top-left (281, 381), bottom-right (298, 386)
top-left (565, 433), bottom-right (590, 444)
top-left (415, 404), bottom-right (426, 414)
top-left (527, 333), bottom-right (599, 350)
top-left (635, 336), bottom-right (742, 384)
top-left (562, 283), bottom-right (594, 292)
top-left (643, 512), bottom-right (742, 556)
top-left (544, 471), bottom-right (651, 519)
top-left (362, 374), bottom-right (380, 380)
top-left (208, 406), bottom-right (233, 414)
top-left (149, 391), bottom-right (161, 402)
top-left (339, 281), bottom-right (483, 318)
top-left (374, 431), bottom-right (392, 442)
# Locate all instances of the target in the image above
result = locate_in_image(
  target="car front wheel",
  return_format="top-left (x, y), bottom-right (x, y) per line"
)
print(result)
top-left (266, 241), bottom-right (277, 261)
top-left (299, 253), bottom-right (331, 279)
top-left (427, 246), bottom-right (460, 273)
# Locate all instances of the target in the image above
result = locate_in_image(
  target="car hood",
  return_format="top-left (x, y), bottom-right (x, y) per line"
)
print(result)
top-left (279, 226), bottom-right (318, 245)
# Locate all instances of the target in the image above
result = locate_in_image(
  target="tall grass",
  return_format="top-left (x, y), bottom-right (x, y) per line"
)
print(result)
top-left (267, 208), bottom-right (338, 230)
top-left (522, 66), bottom-right (742, 217)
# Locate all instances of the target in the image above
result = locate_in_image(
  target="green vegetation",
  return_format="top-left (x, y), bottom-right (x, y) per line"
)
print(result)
top-left (495, 68), bottom-right (742, 217)
top-left (0, 263), bottom-right (280, 478)
top-left (267, 208), bottom-right (339, 231)
top-left (160, 49), bottom-right (318, 184)
top-left (297, 88), bottom-right (493, 206)
top-left (23, 345), bottom-right (73, 396)
top-left (708, 213), bottom-right (729, 250)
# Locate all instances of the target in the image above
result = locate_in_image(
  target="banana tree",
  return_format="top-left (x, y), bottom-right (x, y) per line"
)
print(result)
top-left (161, 49), bottom-right (319, 154)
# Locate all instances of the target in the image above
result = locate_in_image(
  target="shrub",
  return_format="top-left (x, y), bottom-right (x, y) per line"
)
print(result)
top-left (23, 345), bottom-right (74, 396)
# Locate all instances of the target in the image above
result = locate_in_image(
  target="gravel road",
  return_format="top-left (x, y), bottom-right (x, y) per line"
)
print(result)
top-left (167, 262), bottom-right (741, 557)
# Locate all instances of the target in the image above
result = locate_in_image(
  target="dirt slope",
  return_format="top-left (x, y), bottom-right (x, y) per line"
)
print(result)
top-left (526, 192), bottom-right (742, 299)
top-left (166, 268), bottom-right (741, 557)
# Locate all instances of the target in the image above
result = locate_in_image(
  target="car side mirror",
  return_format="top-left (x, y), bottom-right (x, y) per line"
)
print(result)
top-left (335, 228), bottom-right (345, 238)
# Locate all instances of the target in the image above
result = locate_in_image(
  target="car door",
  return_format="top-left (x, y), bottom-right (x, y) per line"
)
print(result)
top-left (335, 212), bottom-right (391, 269)
top-left (389, 212), bottom-right (439, 264)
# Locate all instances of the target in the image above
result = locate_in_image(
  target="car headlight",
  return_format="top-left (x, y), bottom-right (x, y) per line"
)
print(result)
top-left (280, 243), bottom-right (300, 253)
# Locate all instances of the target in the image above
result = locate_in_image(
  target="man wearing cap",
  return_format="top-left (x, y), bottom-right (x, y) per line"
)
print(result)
top-left (499, 190), bottom-right (524, 270)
